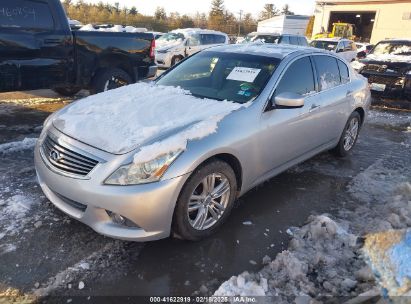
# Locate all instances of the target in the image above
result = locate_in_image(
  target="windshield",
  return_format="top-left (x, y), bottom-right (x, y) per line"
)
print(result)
top-left (156, 51), bottom-right (279, 104)
top-left (157, 32), bottom-right (185, 43)
top-left (310, 40), bottom-right (338, 51)
top-left (371, 41), bottom-right (411, 56)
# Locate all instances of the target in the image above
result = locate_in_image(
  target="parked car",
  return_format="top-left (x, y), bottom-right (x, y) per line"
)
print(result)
top-left (155, 28), bottom-right (229, 68)
top-left (356, 42), bottom-right (374, 59)
top-left (35, 44), bottom-right (370, 242)
top-left (352, 39), bottom-right (411, 100)
top-left (241, 32), bottom-right (309, 46)
top-left (0, 0), bottom-right (157, 95)
top-left (310, 38), bottom-right (357, 62)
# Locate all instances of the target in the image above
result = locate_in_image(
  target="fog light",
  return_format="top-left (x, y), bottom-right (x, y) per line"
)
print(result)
top-left (106, 211), bottom-right (139, 228)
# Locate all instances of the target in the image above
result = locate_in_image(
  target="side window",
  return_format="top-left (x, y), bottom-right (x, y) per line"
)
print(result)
top-left (188, 35), bottom-right (200, 46)
top-left (289, 36), bottom-right (299, 45)
top-left (337, 42), bottom-right (344, 52)
top-left (337, 60), bottom-right (350, 84)
top-left (275, 56), bottom-right (316, 96)
top-left (0, 0), bottom-right (54, 30)
top-left (313, 55), bottom-right (342, 90)
top-left (298, 37), bottom-right (308, 46)
top-left (280, 35), bottom-right (290, 44)
top-left (213, 35), bottom-right (226, 44)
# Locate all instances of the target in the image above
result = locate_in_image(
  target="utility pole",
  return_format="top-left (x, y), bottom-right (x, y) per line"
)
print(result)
top-left (238, 10), bottom-right (243, 37)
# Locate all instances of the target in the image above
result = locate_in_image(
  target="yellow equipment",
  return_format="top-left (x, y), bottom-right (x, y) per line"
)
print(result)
top-left (313, 23), bottom-right (355, 40)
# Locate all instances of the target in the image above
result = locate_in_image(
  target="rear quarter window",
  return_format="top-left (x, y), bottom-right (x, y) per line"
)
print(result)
top-left (289, 36), bottom-right (299, 45)
top-left (298, 37), bottom-right (308, 46)
top-left (313, 55), bottom-right (342, 90)
top-left (337, 60), bottom-right (350, 84)
top-left (280, 36), bottom-right (290, 44)
top-left (0, 0), bottom-right (54, 30)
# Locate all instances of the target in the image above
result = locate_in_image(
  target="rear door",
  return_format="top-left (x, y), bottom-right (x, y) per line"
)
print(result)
top-left (0, 0), bottom-right (73, 91)
top-left (312, 55), bottom-right (351, 141)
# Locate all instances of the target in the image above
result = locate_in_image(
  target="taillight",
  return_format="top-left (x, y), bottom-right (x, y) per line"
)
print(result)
top-left (150, 39), bottom-right (155, 59)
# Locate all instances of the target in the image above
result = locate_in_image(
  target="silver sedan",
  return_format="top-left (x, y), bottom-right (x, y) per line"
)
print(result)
top-left (35, 44), bottom-right (371, 241)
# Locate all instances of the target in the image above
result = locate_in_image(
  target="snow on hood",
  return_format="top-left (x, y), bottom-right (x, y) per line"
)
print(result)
top-left (365, 53), bottom-right (411, 63)
top-left (53, 83), bottom-right (243, 161)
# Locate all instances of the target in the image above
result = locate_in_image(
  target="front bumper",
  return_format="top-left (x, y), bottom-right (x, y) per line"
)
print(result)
top-left (361, 72), bottom-right (411, 100)
top-left (34, 130), bottom-right (188, 242)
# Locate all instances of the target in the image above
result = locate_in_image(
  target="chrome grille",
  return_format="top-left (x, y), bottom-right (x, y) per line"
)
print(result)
top-left (42, 135), bottom-right (98, 177)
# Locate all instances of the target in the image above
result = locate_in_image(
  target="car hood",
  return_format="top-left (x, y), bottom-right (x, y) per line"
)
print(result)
top-left (52, 83), bottom-right (243, 156)
top-left (360, 54), bottom-right (411, 74)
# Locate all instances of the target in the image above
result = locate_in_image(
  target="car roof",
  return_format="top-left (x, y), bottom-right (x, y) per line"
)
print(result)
top-left (314, 37), bottom-right (352, 42)
top-left (206, 43), bottom-right (328, 59)
top-left (248, 32), bottom-right (304, 37)
top-left (379, 38), bottom-right (411, 43)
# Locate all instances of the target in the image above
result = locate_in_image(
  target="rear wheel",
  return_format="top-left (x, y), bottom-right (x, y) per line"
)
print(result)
top-left (90, 68), bottom-right (132, 94)
top-left (171, 56), bottom-right (183, 66)
top-left (331, 111), bottom-right (361, 157)
top-left (173, 160), bottom-right (237, 241)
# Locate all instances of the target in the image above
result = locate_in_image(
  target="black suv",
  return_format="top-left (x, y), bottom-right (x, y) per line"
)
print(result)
top-left (242, 32), bottom-right (309, 47)
top-left (355, 39), bottom-right (411, 100)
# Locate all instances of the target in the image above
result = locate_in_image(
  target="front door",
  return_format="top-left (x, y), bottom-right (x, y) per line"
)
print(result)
top-left (0, 0), bottom-right (73, 92)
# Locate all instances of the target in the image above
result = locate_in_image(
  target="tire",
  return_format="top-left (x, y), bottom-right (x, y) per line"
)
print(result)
top-left (331, 111), bottom-right (361, 157)
top-left (171, 56), bottom-right (183, 67)
top-left (172, 160), bottom-right (237, 241)
top-left (53, 86), bottom-right (81, 97)
top-left (90, 68), bottom-right (132, 94)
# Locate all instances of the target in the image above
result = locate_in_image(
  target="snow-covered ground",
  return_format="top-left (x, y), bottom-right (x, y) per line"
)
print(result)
top-left (214, 110), bottom-right (411, 301)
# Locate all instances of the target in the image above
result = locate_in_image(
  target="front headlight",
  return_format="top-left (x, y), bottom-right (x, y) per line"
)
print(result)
top-left (105, 150), bottom-right (182, 185)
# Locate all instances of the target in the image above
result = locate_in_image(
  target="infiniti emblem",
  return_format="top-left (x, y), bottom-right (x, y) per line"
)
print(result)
top-left (49, 149), bottom-right (61, 162)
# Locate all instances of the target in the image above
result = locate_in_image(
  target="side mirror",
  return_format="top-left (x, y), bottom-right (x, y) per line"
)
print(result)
top-left (336, 48), bottom-right (344, 53)
top-left (357, 51), bottom-right (366, 59)
top-left (272, 92), bottom-right (305, 108)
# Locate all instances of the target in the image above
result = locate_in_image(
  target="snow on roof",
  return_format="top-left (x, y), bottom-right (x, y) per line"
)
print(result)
top-left (314, 37), bottom-right (347, 42)
top-left (171, 28), bottom-right (228, 37)
top-left (53, 83), bottom-right (244, 159)
top-left (209, 43), bottom-right (317, 59)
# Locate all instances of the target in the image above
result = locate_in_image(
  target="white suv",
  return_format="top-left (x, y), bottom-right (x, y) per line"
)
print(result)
top-left (155, 28), bottom-right (229, 68)
top-left (310, 38), bottom-right (357, 62)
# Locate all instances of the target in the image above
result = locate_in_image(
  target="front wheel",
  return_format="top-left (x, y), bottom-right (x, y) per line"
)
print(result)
top-left (331, 111), bottom-right (361, 157)
top-left (172, 160), bottom-right (237, 241)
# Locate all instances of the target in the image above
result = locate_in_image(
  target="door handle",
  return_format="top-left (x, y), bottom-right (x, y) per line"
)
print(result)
top-left (309, 104), bottom-right (321, 113)
top-left (43, 38), bottom-right (61, 45)
top-left (346, 90), bottom-right (353, 97)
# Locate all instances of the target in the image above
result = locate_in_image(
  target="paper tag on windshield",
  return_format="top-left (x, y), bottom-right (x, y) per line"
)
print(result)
top-left (227, 67), bottom-right (261, 83)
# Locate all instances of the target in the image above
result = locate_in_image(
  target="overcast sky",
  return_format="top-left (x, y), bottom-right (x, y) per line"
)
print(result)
top-left (83, 0), bottom-right (316, 18)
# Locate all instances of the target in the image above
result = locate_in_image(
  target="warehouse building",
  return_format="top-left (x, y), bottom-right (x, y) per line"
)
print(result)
top-left (313, 0), bottom-right (411, 43)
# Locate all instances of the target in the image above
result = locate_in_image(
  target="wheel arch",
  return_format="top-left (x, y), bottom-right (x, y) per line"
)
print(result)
top-left (354, 107), bottom-right (365, 125)
top-left (94, 54), bottom-right (135, 82)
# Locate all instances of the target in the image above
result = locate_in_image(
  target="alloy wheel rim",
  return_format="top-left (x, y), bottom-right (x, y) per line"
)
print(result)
top-left (187, 173), bottom-right (231, 231)
top-left (343, 117), bottom-right (359, 151)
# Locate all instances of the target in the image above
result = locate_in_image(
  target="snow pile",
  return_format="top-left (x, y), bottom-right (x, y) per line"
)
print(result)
top-left (215, 215), bottom-right (361, 300)
top-left (350, 60), bottom-right (365, 71)
top-left (363, 229), bottom-right (411, 297)
top-left (0, 138), bottom-right (37, 154)
top-left (79, 24), bottom-right (147, 33)
top-left (53, 83), bottom-right (244, 160)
